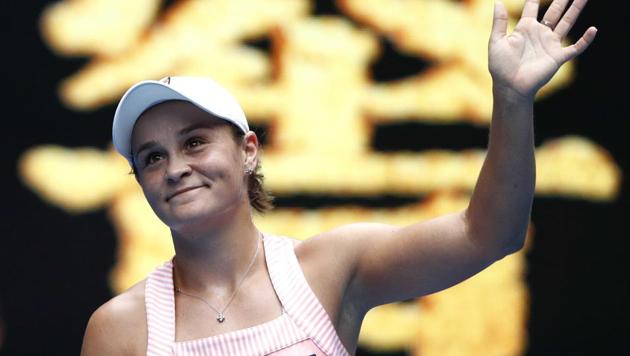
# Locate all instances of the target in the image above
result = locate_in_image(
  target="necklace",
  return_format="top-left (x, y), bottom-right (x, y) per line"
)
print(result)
top-left (175, 233), bottom-right (261, 323)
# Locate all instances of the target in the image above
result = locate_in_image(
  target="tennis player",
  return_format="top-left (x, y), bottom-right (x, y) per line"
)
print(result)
top-left (81, 1), bottom-right (597, 354)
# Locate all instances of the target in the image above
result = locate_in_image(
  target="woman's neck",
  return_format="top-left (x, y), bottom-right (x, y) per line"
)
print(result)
top-left (170, 207), bottom-right (262, 294)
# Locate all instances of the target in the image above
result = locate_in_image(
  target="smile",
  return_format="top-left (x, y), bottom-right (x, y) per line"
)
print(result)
top-left (166, 185), bottom-right (205, 201)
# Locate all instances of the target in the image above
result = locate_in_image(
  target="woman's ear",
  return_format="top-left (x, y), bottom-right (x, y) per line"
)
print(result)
top-left (243, 131), bottom-right (259, 169)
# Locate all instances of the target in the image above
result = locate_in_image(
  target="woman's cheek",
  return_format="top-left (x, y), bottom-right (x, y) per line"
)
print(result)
top-left (139, 176), bottom-right (163, 205)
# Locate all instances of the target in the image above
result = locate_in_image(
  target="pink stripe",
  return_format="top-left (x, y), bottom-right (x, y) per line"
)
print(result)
top-left (224, 331), bottom-right (236, 355)
top-left (215, 333), bottom-right (227, 355)
top-left (235, 329), bottom-right (246, 355)
top-left (311, 309), bottom-right (329, 337)
top-left (321, 325), bottom-right (337, 352)
top-left (280, 317), bottom-right (296, 345)
top-left (273, 236), bottom-right (350, 355)
top-left (254, 323), bottom-right (267, 353)
top-left (242, 329), bottom-right (253, 355)
top-left (143, 234), bottom-right (348, 355)
top-left (260, 320), bottom-right (276, 354)
top-left (269, 320), bottom-right (283, 350)
top-left (145, 261), bottom-right (175, 355)
top-left (190, 340), bottom-right (199, 356)
top-left (243, 328), bottom-right (255, 355)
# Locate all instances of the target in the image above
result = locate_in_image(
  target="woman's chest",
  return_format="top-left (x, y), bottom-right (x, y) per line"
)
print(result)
top-left (173, 270), bottom-right (284, 341)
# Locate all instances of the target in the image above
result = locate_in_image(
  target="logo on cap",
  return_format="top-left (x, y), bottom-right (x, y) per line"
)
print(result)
top-left (160, 76), bottom-right (171, 84)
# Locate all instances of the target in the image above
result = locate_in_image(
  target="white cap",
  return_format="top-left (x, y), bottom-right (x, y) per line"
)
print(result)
top-left (112, 76), bottom-right (249, 165)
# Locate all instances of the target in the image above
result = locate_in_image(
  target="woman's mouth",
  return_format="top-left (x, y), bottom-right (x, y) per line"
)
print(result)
top-left (166, 185), bottom-right (205, 201)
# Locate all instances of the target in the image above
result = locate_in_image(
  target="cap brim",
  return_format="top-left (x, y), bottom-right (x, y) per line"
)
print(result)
top-left (112, 81), bottom-right (191, 163)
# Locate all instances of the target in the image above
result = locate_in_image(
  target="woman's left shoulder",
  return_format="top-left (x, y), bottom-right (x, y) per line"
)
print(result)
top-left (290, 229), bottom-right (360, 290)
top-left (291, 225), bottom-right (367, 266)
top-left (287, 229), bottom-right (367, 334)
top-left (265, 229), bottom-right (363, 286)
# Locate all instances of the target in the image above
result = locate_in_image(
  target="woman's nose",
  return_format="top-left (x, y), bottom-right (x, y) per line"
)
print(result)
top-left (165, 156), bottom-right (192, 183)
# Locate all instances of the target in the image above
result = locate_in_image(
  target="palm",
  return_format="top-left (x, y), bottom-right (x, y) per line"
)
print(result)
top-left (488, 0), bottom-right (597, 99)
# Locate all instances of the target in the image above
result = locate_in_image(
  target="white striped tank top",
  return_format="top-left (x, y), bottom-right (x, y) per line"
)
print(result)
top-left (144, 233), bottom-right (351, 355)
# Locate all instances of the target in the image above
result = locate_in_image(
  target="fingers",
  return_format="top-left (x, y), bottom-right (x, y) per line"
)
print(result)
top-left (521, 0), bottom-right (540, 19)
top-left (490, 1), bottom-right (509, 42)
top-left (554, 0), bottom-right (589, 38)
top-left (541, 0), bottom-right (570, 29)
top-left (561, 26), bottom-right (597, 62)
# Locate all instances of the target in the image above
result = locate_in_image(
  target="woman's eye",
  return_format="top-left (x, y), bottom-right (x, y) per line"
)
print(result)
top-left (186, 138), bottom-right (204, 149)
top-left (145, 153), bottom-right (163, 166)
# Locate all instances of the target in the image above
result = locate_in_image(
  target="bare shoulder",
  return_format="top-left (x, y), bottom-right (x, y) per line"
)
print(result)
top-left (291, 224), bottom-right (389, 349)
top-left (292, 223), bottom-right (387, 306)
top-left (294, 222), bottom-right (391, 269)
top-left (80, 279), bottom-right (148, 356)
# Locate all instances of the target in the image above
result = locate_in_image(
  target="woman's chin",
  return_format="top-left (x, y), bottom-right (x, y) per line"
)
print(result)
top-left (164, 204), bottom-right (236, 233)
top-left (167, 211), bottom-right (214, 230)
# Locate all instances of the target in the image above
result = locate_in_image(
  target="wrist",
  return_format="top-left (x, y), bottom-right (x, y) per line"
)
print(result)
top-left (492, 84), bottom-right (535, 106)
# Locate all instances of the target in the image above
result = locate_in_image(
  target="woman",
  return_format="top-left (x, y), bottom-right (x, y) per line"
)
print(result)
top-left (81, 0), bottom-right (597, 354)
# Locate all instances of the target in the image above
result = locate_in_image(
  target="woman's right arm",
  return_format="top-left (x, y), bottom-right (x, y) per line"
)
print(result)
top-left (80, 284), bottom-right (147, 356)
top-left (81, 303), bottom-right (126, 355)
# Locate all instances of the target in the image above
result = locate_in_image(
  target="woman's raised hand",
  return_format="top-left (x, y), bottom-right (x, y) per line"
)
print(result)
top-left (488, 0), bottom-right (597, 100)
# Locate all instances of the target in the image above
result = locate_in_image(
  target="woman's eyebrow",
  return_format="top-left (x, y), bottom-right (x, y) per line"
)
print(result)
top-left (134, 141), bottom-right (158, 158)
top-left (178, 122), bottom-right (218, 136)
top-left (132, 121), bottom-right (219, 158)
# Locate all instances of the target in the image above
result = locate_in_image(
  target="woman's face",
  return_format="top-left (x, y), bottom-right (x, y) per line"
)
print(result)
top-left (130, 100), bottom-right (256, 232)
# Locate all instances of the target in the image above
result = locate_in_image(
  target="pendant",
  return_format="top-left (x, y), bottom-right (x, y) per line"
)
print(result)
top-left (217, 313), bottom-right (225, 323)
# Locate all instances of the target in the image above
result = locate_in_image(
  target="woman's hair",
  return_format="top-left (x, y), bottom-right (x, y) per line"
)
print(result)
top-left (129, 122), bottom-right (274, 214)
top-left (228, 125), bottom-right (275, 213)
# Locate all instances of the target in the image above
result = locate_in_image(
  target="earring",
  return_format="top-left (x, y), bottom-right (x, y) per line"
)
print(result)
top-left (245, 167), bottom-right (253, 175)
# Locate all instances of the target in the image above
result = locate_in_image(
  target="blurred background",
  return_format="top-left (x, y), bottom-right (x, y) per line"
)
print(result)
top-left (3, 0), bottom-right (629, 355)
